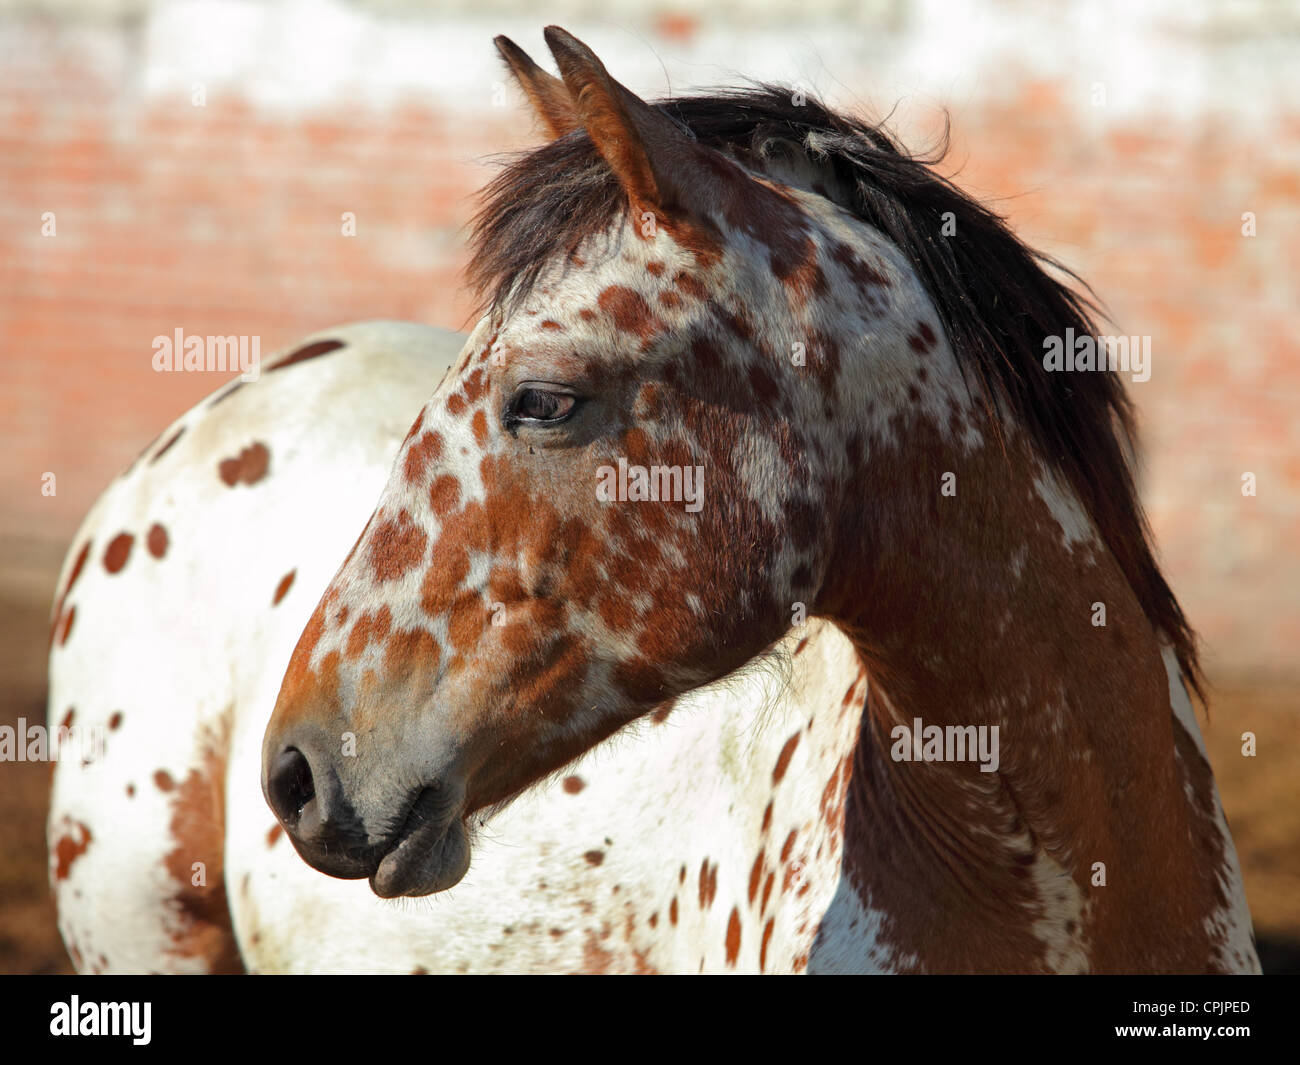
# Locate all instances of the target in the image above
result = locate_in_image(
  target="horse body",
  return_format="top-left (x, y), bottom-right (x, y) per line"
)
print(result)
top-left (51, 27), bottom-right (1259, 973)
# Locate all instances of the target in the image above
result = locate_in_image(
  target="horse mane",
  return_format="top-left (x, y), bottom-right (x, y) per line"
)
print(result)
top-left (468, 85), bottom-right (1202, 699)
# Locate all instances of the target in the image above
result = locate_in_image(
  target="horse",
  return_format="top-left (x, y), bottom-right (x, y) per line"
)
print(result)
top-left (49, 26), bottom-right (1259, 973)
top-left (47, 320), bottom-right (862, 974)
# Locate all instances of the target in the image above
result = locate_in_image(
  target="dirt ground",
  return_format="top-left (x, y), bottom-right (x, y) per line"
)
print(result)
top-left (2, 546), bottom-right (1297, 974)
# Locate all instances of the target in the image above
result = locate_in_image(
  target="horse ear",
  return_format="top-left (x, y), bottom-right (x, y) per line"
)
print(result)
top-left (542, 25), bottom-right (711, 219)
top-left (494, 35), bottom-right (579, 138)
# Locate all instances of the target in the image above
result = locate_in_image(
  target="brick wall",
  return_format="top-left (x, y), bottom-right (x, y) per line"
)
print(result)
top-left (3, 0), bottom-right (1298, 679)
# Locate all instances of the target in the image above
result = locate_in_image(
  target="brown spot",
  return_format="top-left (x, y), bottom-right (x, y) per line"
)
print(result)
top-left (125, 783), bottom-right (135, 797)
top-left (58, 541), bottom-right (91, 605)
top-left (108, 712), bottom-right (122, 731)
top-left (266, 824), bottom-right (283, 847)
top-left (150, 427), bottom-right (185, 464)
top-left (698, 859), bottom-right (719, 909)
top-left (58, 606), bottom-right (76, 646)
top-left (669, 897), bottom-right (679, 925)
top-left (347, 605), bottom-right (392, 658)
top-left (673, 271), bottom-right (707, 301)
top-left (772, 732), bottom-right (800, 784)
top-left (154, 769), bottom-right (175, 792)
top-left (161, 718), bottom-right (244, 972)
top-left (404, 431), bottom-right (444, 484)
top-left (369, 512), bottom-right (428, 583)
top-left (268, 338), bottom-right (345, 371)
top-left (218, 442), bottom-right (270, 487)
top-left (382, 627), bottom-right (438, 678)
top-left (471, 409), bottom-right (489, 447)
top-left (52, 821), bottom-right (92, 881)
top-left (748, 849), bottom-right (766, 904)
top-left (725, 907), bottom-right (742, 967)
top-left (914, 321), bottom-right (937, 350)
top-left (830, 240), bottom-right (889, 290)
top-left (147, 523), bottom-right (169, 559)
top-left (540, 320), bottom-right (565, 331)
top-left (748, 362), bottom-right (781, 410)
top-left (429, 475), bottom-right (460, 518)
top-left (562, 775), bottom-right (585, 794)
top-left (273, 569), bottom-right (296, 605)
top-left (583, 849), bottom-right (605, 867)
top-left (598, 285), bottom-right (659, 343)
top-left (760, 918), bottom-right (775, 971)
top-left (780, 829), bottom-right (797, 864)
top-left (462, 368), bottom-right (489, 405)
top-left (582, 929), bottom-right (616, 974)
top-left (103, 532), bottom-right (134, 574)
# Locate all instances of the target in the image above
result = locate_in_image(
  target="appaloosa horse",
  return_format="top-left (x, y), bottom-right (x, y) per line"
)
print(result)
top-left (50, 27), bottom-right (1258, 973)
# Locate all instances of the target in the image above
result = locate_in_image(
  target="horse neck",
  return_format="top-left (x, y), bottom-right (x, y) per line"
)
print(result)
top-left (825, 403), bottom-right (1175, 771)
top-left (803, 287), bottom-right (1228, 969)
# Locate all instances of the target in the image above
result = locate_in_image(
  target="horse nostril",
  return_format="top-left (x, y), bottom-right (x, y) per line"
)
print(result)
top-left (268, 747), bottom-right (315, 826)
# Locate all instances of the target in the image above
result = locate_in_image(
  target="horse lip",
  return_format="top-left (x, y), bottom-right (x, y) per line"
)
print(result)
top-left (391, 786), bottom-right (454, 850)
top-left (284, 834), bottom-right (377, 880)
top-left (368, 785), bottom-right (468, 898)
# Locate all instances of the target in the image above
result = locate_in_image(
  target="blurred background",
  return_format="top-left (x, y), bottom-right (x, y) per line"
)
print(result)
top-left (2, 0), bottom-right (1297, 972)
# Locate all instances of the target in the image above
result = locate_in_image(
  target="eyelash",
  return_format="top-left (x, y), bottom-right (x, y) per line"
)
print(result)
top-left (505, 386), bottom-right (579, 427)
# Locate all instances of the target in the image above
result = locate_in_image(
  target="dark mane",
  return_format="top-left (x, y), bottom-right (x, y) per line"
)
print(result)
top-left (468, 86), bottom-right (1201, 697)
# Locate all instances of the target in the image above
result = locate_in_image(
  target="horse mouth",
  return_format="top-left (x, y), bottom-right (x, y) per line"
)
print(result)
top-left (369, 786), bottom-right (471, 899)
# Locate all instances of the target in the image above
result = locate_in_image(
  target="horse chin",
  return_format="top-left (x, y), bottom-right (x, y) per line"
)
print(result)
top-left (369, 817), bottom-right (471, 899)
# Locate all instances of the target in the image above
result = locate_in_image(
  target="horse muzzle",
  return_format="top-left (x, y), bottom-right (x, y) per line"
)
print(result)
top-left (263, 738), bottom-right (471, 897)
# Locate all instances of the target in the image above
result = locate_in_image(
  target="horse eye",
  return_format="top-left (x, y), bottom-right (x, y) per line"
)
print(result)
top-left (511, 386), bottom-right (576, 423)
